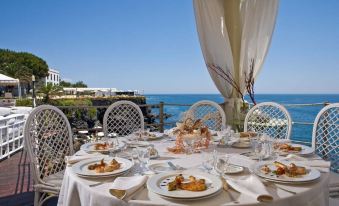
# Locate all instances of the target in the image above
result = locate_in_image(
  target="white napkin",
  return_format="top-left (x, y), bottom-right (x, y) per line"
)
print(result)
top-left (226, 175), bottom-right (273, 202)
top-left (111, 176), bottom-right (148, 196)
top-left (283, 154), bottom-right (330, 172)
top-left (65, 150), bottom-right (105, 164)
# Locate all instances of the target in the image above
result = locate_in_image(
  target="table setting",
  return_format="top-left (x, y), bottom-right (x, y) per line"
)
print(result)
top-left (58, 124), bottom-right (331, 206)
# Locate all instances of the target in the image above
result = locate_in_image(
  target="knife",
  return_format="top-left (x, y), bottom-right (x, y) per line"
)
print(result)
top-left (167, 161), bottom-right (178, 170)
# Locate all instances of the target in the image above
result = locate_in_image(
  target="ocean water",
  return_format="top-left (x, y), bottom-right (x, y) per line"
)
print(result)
top-left (145, 94), bottom-right (339, 143)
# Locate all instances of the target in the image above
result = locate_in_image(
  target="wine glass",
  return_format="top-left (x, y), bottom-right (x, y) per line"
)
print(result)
top-left (183, 137), bottom-right (195, 155)
top-left (214, 155), bottom-right (230, 177)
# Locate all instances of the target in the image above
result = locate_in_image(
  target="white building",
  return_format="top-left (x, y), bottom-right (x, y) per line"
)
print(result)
top-left (45, 69), bottom-right (60, 85)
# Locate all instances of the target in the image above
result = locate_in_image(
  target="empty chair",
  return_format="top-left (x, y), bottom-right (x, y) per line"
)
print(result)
top-left (24, 105), bottom-right (74, 206)
top-left (312, 103), bottom-right (339, 198)
top-left (244, 102), bottom-right (292, 139)
top-left (103, 100), bottom-right (144, 136)
top-left (188, 100), bottom-right (226, 131)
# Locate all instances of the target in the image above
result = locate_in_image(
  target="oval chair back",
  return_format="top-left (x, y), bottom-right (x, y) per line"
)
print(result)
top-left (244, 102), bottom-right (292, 139)
top-left (312, 103), bottom-right (339, 173)
top-left (103, 100), bottom-right (144, 136)
top-left (188, 100), bottom-right (226, 131)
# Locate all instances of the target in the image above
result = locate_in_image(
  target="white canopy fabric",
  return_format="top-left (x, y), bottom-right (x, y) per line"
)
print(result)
top-left (0, 73), bottom-right (19, 85)
top-left (193, 0), bottom-right (279, 125)
top-left (0, 73), bottom-right (21, 97)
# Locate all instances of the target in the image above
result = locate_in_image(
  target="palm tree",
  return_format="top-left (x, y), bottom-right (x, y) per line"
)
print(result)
top-left (38, 83), bottom-right (62, 103)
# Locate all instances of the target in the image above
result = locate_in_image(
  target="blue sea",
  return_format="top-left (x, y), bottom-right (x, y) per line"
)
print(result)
top-left (145, 94), bottom-right (339, 144)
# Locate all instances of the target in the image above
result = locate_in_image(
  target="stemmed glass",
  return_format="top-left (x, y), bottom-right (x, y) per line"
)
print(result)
top-left (214, 154), bottom-right (231, 177)
top-left (183, 137), bottom-right (195, 155)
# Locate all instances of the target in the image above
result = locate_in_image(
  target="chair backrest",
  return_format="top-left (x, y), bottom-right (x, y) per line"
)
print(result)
top-left (103, 100), bottom-right (144, 136)
top-left (24, 105), bottom-right (74, 183)
top-left (188, 100), bottom-right (226, 131)
top-left (312, 103), bottom-right (338, 173)
top-left (244, 102), bottom-right (292, 139)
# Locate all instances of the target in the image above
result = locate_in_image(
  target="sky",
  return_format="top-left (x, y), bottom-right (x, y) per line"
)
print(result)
top-left (0, 0), bottom-right (338, 94)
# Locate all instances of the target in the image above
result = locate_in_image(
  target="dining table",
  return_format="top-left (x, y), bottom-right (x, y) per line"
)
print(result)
top-left (57, 133), bottom-right (330, 206)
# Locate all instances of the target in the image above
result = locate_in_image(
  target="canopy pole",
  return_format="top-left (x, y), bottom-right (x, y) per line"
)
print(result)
top-left (18, 81), bottom-right (21, 99)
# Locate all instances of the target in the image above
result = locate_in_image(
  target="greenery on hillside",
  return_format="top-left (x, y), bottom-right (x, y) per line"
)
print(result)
top-left (0, 49), bottom-right (49, 92)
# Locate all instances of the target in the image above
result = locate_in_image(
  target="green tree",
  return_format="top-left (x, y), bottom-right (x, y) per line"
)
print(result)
top-left (72, 81), bottom-right (87, 88)
top-left (38, 83), bottom-right (63, 103)
top-left (60, 80), bottom-right (87, 88)
top-left (0, 49), bottom-right (49, 93)
top-left (60, 80), bottom-right (72, 87)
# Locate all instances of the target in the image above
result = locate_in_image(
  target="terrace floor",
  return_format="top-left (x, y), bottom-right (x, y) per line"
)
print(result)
top-left (0, 150), bottom-right (58, 206)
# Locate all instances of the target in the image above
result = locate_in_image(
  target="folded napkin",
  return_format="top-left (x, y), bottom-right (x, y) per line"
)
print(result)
top-left (226, 175), bottom-right (273, 202)
top-left (283, 154), bottom-right (330, 172)
top-left (65, 150), bottom-right (105, 164)
top-left (111, 176), bottom-right (148, 196)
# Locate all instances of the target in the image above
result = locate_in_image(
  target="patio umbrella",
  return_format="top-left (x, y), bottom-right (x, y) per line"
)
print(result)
top-left (193, 0), bottom-right (279, 126)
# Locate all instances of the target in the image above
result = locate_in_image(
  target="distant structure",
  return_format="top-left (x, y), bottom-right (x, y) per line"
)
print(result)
top-left (63, 87), bottom-right (140, 97)
top-left (45, 69), bottom-right (60, 85)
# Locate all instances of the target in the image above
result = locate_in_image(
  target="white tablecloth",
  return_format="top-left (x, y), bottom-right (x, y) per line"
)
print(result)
top-left (58, 137), bottom-right (330, 206)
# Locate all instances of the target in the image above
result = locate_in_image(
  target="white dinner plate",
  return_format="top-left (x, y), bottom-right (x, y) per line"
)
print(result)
top-left (252, 161), bottom-right (321, 183)
top-left (126, 141), bottom-right (151, 148)
top-left (148, 163), bottom-right (175, 173)
top-left (72, 157), bottom-right (133, 177)
top-left (147, 171), bottom-right (222, 199)
top-left (278, 144), bottom-right (314, 156)
top-left (232, 141), bottom-right (251, 148)
top-left (80, 141), bottom-right (125, 153)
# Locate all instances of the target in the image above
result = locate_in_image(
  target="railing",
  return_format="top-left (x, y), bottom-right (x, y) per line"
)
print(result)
top-left (0, 114), bottom-right (25, 160)
top-left (56, 101), bottom-right (332, 147)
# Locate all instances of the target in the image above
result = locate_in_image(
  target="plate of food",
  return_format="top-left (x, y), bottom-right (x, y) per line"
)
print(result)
top-left (147, 171), bottom-right (222, 199)
top-left (253, 161), bottom-right (321, 183)
top-left (133, 131), bottom-right (164, 141)
top-left (275, 143), bottom-right (314, 156)
top-left (72, 157), bottom-right (133, 177)
top-left (80, 141), bottom-right (125, 153)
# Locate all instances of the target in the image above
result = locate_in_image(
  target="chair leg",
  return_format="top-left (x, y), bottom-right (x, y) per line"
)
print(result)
top-left (34, 191), bottom-right (41, 206)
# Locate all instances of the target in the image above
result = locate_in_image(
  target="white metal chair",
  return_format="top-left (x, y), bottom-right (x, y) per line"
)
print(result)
top-left (24, 105), bottom-right (74, 206)
top-left (244, 102), bottom-right (292, 139)
top-left (188, 100), bottom-right (226, 131)
top-left (312, 103), bottom-right (339, 198)
top-left (103, 100), bottom-right (144, 136)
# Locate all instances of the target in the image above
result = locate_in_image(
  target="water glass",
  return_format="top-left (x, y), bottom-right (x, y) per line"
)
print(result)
top-left (252, 139), bottom-right (265, 161)
top-left (201, 152), bottom-right (214, 173)
top-left (107, 133), bottom-right (118, 157)
top-left (137, 147), bottom-right (151, 171)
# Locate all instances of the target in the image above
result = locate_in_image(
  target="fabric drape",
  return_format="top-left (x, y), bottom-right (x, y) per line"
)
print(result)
top-left (193, 0), bottom-right (279, 125)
